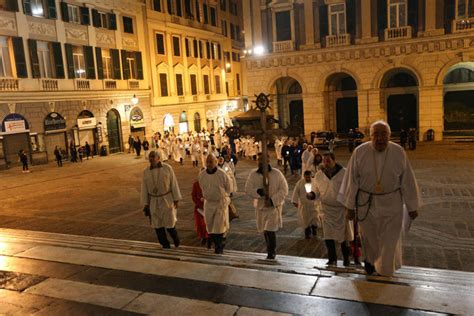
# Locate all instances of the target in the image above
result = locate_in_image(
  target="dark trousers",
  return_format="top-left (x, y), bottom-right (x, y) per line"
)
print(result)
top-left (325, 240), bottom-right (350, 263)
top-left (22, 161), bottom-right (28, 171)
top-left (56, 156), bottom-right (62, 166)
top-left (155, 227), bottom-right (180, 248)
top-left (304, 225), bottom-right (317, 238)
top-left (209, 233), bottom-right (224, 254)
top-left (264, 231), bottom-right (277, 258)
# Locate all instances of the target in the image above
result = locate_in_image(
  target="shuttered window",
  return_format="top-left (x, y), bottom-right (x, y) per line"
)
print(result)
top-left (190, 74), bottom-right (197, 95)
top-left (203, 74), bottom-right (210, 94)
top-left (159, 73), bottom-right (168, 96)
top-left (156, 33), bottom-right (165, 55)
top-left (176, 74), bottom-right (184, 96)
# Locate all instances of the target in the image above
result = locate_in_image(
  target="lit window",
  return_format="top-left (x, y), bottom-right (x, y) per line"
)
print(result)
top-left (457, 0), bottom-right (474, 18)
top-left (102, 49), bottom-right (112, 79)
top-left (127, 56), bottom-right (136, 79)
top-left (388, 0), bottom-right (407, 28)
top-left (72, 46), bottom-right (86, 79)
top-left (100, 12), bottom-right (108, 28)
top-left (37, 41), bottom-right (52, 78)
top-left (329, 3), bottom-right (346, 35)
top-left (31, 0), bottom-right (44, 17)
top-left (0, 37), bottom-right (12, 77)
top-left (68, 4), bottom-right (80, 24)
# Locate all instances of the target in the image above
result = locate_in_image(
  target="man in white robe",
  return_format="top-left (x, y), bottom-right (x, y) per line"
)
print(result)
top-left (198, 154), bottom-right (231, 254)
top-left (301, 144), bottom-right (314, 177)
top-left (313, 153), bottom-right (353, 266)
top-left (191, 139), bottom-right (201, 167)
top-left (245, 154), bottom-right (288, 259)
top-left (338, 120), bottom-right (420, 276)
top-left (292, 170), bottom-right (319, 239)
top-left (141, 150), bottom-right (182, 249)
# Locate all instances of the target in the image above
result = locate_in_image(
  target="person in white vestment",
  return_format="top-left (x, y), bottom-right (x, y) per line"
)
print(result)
top-left (198, 154), bottom-right (231, 254)
top-left (338, 120), bottom-right (421, 276)
top-left (141, 151), bottom-right (182, 248)
top-left (191, 139), bottom-right (201, 167)
top-left (301, 144), bottom-right (314, 177)
top-left (292, 170), bottom-right (319, 239)
top-left (313, 153), bottom-right (353, 266)
top-left (245, 154), bottom-right (288, 259)
top-left (218, 157), bottom-right (237, 194)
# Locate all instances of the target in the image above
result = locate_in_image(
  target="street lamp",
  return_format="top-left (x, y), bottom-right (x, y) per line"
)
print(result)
top-left (131, 94), bottom-right (139, 105)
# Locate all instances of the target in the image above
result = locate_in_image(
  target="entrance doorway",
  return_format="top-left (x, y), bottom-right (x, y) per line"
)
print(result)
top-left (387, 94), bottom-right (417, 133)
top-left (107, 109), bottom-right (122, 153)
top-left (289, 100), bottom-right (304, 131)
top-left (336, 97), bottom-right (358, 134)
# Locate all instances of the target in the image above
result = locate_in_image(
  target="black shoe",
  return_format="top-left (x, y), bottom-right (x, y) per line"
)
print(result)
top-left (364, 261), bottom-right (375, 275)
top-left (266, 253), bottom-right (276, 260)
top-left (343, 258), bottom-right (350, 267)
top-left (311, 225), bottom-right (317, 236)
top-left (163, 245), bottom-right (171, 249)
top-left (200, 238), bottom-right (207, 246)
top-left (326, 260), bottom-right (337, 266)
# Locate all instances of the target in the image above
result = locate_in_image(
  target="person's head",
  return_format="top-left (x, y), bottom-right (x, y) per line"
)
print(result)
top-left (304, 170), bottom-right (312, 182)
top-left (370, 120), bottom-right (391, 152)
top-left (322, 152), bottom-right (336, 168)
top-left (148, 150), bottom-right (161, 166)
top-left (257, 153), bottom-right (270, 169)
top-left (218, 157), bottom-right (225, 166)
top-left (311, 148), bottom-right (318, 155)
top-left (303, 143), bottom-right (308, 150)
top-left (314, 153), bottom-right (323, 165)
top-left (206, 154), bottom-right (217, 170)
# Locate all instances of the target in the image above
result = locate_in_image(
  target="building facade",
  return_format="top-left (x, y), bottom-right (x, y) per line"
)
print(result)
top-left (145, 0), bottom-right (244, 135)
top-left (242, 0), bottom-right (474, 140)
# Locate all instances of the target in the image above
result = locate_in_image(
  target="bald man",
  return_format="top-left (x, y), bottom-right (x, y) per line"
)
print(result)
top-left (198, 154), bottom-right (232, 254)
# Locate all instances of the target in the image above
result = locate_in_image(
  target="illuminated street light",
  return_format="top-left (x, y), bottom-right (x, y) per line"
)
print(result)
top-left (131, 94), bottom-right (139, 105)
top-left (254, 46), bottom-right (265, 55)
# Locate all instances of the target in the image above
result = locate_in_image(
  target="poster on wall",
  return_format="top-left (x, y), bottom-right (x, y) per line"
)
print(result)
top-left (44, 112), bottom-right (66, 132)
top-left (77, 117), bottom-right (97, 129)
top-left (1, 113), bottom-right (29, 133)
top-left (130, 107), bottom-right (145, 128)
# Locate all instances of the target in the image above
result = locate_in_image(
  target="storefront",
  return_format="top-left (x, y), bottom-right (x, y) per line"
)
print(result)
top-left (130, 107), bottom-right (146, 139)
top-left (1, 113), bottom-right (31, 167)
top-left (44, 112), bottom-right (68, 161)
top-left (74, 110), bottom-right (98, 155)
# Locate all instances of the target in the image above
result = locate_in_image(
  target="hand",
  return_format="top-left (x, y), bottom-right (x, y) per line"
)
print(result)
top-left (174, 201), bottom-right (179, 208)
top-left (346, 209), bottom-right (355, 221)
top-left (293, 202), bottom-right (298, 208)
top-left (256, 188), bottom-right (265, 197)
top-left (143, 205), bottom-right (150, 217)
top-left (408, 210), bottom-right (418, 220)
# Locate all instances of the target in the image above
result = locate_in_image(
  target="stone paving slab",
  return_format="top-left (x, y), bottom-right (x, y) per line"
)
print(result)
top-left (0, 142), bottom-right (474, 271)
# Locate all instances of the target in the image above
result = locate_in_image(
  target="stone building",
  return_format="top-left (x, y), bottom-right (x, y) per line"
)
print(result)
top-left (241, 0), bottom-right (474, 140)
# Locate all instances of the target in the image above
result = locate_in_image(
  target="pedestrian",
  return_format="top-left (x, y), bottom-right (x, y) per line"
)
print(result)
top-left (408, 128), bottom-right (417, 150)
top-left (313, 152), bottom-right (353, 266)
top-left (141, 150), bottom-right (182, 249)
top-left (142, 137), bottom-right (150, 158)
top-left (400, 129), bottom-right (408, 149)
top-left (245, 154), bottom-right (288, 260)
top-left (78, 146), bottom-right (84, 162)
top-left (198, 154), bottom-right (231, 254)
top-left (292, 170), bottom-right (319, 239)
top-left (54, 146), bottom-right (63, 167)
top-left (339, 120), bottom-right (421, 276)
top-left (70, 142), bottom-right (77, 163)
top-left (348, 129), bottom-right (355, 153)
top-left (18, 149), bottom-right (29, 173)
top-left (191, 174), bottom-right (209, 247)
top-left (301, 144), bottom-right (314, 177)
top-left (191, 139), bottom-right (201, 167)
top-left (134, 137), bottom-right (142, 157)
top-left (84, 142), bottom-right (92, 160)
top-left (128, 135), bottom-right (134, 153)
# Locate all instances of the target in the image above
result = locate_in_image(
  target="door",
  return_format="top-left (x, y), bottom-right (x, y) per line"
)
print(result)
top-left (3, 133), bottom-right (30, 166)
top-left (289, 100), bottom-right (304, 132)
top-left (45, 132), bottom-right (67, 161)
top-left (387, 94), bottom-right (417, 135)
top-left (107, 110), bottom-right (122, 153)
top-left (336, 97), bottom-right (359, 135)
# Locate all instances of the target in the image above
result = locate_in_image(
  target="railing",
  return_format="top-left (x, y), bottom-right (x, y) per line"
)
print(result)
top-left (171, 16), bottom-right (180, 23)
top-left (41, 79), bottom-right (58, 91)
top-left (0, 78), bottom-right (19, 91)
top-left (128, 80), bottom-right (139, 89)
top-left (178, 96), bottom-right (185, 103)
top-left (325, 33), bottom-right (351, 48)
top-left (384, 26), bottom-right (412, 41)
top-left (453, 19), bottom-right (474, 32)
top-left (206, 95), bottom-right (211, 100)
top-left (193, 96), bottom-right (198, 102)
top-left (75, 79), bottom-right (90, 90)
top-left (104, 80), bottom-right (117, 89)
top-left (272, 40), bottom-right (294, 53)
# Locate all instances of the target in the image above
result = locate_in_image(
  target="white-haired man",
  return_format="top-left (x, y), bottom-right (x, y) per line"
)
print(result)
top-left (141, 150), bottom-right (182, 249)
top-left (338, 120), bottom-right (421, 276)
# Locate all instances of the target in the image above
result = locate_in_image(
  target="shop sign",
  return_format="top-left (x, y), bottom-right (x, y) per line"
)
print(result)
top-left (44, 112), bottom-right (66, 131)
top-left (77, 117), bottom-right (97, 129)
top-left (1, 113), bottom-right (29, 133)
top-left (130, 107), bottom-right (145, 128)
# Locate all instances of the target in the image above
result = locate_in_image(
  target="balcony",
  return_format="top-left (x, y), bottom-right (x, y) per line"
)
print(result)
top-left (325, 33), bottom-right (351, 48)
top-left (41, 79), bottom-right (58, 91)
top-left (453, 18), bottom-right (474, 32)
top-left (104, 80), bottom-right (117, 89)
top-left (193, 96), bottom-right (198, 102)
top-left (384, 26), bottom-right (412, 41)
top-left (128, 80), bottom-right (140, 89)
top-left (0, 78), bottom-right (19, 91)
top-left (273, 40), bottom-right (294, 53)
top-left (75, 79), bottom-right (90, 90)
top-left (178, 96), bottom-right (185, 103)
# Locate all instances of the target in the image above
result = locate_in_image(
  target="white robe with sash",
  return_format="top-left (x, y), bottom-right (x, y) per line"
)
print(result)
top-left (292, 178), bottom-right (320, 228)
top-left (338, 141), bottom-right (421, 276)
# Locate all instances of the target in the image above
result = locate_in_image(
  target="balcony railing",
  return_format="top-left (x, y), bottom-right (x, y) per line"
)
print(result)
top-left (325, 33), bottom-right (351, 48)
top-left (453, 18), bottom-right (474, 32)
top-left (75, 79), bottom-right (90, 90)
top-left (0, 78), bottom-right (19, 91)
top-left (384, 26), bottom-right (412, 41)
top-left (193, 96), bottom-right (198, 101)
top-left (178, 96), bottom-right (185, 103)
top-left (104, 80), bottom-right (117, 89)
top-left (41, 79), bottom-right (58, 91)
top-left (272, 40), bottom-right (294, 53)
top-left (128, 80), bottom-right (139, 89)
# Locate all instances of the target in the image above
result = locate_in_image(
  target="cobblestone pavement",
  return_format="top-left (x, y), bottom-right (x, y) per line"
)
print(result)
top-left (1, 141), bottom-right (474, 271)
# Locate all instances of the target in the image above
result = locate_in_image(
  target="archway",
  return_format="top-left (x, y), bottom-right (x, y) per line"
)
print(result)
top-left (163, 114), bottom-right (175, 133)
top-left (324, 73), bottom-right (358, 135)
top-left (107, 109), bottom-right (123, 153)
top-left (194, 112), bottom-right (201, 132)
top-left (381, 69), bottom-right (419, 136)
top-left (271, 77), bottom-right (304, 132)
top-left (179, 111), bottom-right (188, 134)
top-left (443, 63), bottom-right (474, 134)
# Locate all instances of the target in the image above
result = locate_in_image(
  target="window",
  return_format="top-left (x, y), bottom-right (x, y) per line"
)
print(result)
top-left (167, 0), bottom-right (173, 14)
top-left (176, 74), bottom-right (184, 95)
top-left (457, 0), bottom-right (474, 18)
top-left (275, 11), bottom-right (291, 41)
top-left (210, 7), bottom-right (217, 26)
top-left (231, 52), bottom-right (240, 62)
top-left (229, 0), bottom-right (238, 15)
top-left (176, 0), bottom-right (182, 16)
top-left (211, 43), bottom-right (217, 59)
top-left (72, 46), bottom-right (86, 79)
top-left (203, 3), bottom-right (208, 24)
top-left (0, 37), bottom-right (12, 77)
top-left (195, 0), bottom-right (200, 22)
top-left (153, 0), bottom-right (162, 12)
top-left (37, 41), bottom-right (52, 78)
top-left (193, 39), bottom-right (199, 57)
top-left (329, 3), bottom-right (346, 35)
top-left (221, 20), bottom-right (228, 36)
top-left (199, 40), bottom-right (203, 58)
top-left (100, 11), bottom-right (109, 28)
top-left (220, 0), bottom-right (226, 11)
top-left (156, 33), bottom-right (165, 55)
top-left (160, 73), bottom-right (168, 96)
top-left (172, 36), bottom-right (181, 56)
top-left (203, 74), bottom-right (210, 94)
top-left (185, 0), bottom-right (192, 18)
top-left (206, 41), bottom-right (210, 59)
top-left (190, 74), bottom-right (197, 95)
top-left (236, 73), bottom-right (240, 93)
top-left (230, 23), bottom-right (235, 39)
top-left (185, 38), bottom-right (191, 57)
top-left (388, 0), bottom-right (407, 28)
top-left (31, 0), bottom-right (45, 17)
top-left (0, 0), bottom-right (18, 11)
top-left (68, 4), bottom-right (80, 24)
top-left (102, 49), bottom-right (112, 79)
top-left (123, 16), bottom-right (134, 34)
top-left (215, 75), bottom-right (221, 94)
top-left (126, 54), bottom-right (137, 79)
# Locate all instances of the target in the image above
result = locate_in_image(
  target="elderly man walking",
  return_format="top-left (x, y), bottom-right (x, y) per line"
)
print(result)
top-left (338, 120), bottom-right (421, 276)
top-left (245, 154), bottom-right (288, 260)
top-left (198, 154), bottom-right (232, 254)
top-left (141, 150), bottom-right (182, 249)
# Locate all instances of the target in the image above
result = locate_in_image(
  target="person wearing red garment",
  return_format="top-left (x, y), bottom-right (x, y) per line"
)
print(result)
top-left (191, 174), bottom-right (209, 247)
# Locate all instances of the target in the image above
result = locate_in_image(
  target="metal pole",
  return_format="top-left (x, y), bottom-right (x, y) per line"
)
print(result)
top-left (260, 109), bottom-right (270, 206)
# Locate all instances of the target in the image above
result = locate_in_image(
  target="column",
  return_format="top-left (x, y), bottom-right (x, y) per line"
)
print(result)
top-left (243, 0), bottom-right (253, 48)
top-left (252, 0), bottom-right (262, 45)
top-left (304, 0), bottom-right (314, 46)
top-left (357, 0), bottom-right (377, 43)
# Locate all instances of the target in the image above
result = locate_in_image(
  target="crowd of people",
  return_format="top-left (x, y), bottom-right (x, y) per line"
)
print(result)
top-left (140, 120), bottom-right (421, 277)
